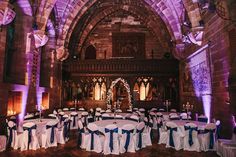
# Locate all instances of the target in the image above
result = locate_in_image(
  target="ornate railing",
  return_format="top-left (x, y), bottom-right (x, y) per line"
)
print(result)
top-left (63, 59), bottom-right (179, 75)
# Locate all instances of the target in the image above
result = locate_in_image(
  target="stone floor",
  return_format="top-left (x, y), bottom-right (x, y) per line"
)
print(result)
top-left (0, 130), bottom-right (219, 157)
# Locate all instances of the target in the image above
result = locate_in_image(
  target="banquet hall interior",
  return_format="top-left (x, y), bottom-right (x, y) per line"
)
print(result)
top-left (0, 0), bottom-right (236, 157)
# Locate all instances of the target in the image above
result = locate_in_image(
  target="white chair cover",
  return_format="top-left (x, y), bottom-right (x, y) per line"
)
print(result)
top-left (42, 120), bottom-right (58, 148)
top-left (24, 114), bottom-right (34, 120)
top-left (48, 114), bottom-right (57, 119)
top-left (70, 112), bottom-right (79, 130)
top-left (70, 107), bottom-right (76, 111)
top-left (129, 115), bottom-right (139, 122)
top-left (170, 109), bottom-right (177, 112)
top-left (120, 124), bottom-right (136, 153)
top-left (78, 107), bottom-right (85, 111)
top-left (53, 110), bottom-right (58, 115)
top-left (116, 109), bottom-right (122, 113)
top-left (85, 123), bottom-right (103, 153)
top-left (106, 109), bottom-right (112, 113)
top-left (198, 123), bottom-right (216, 152)
top-left (81, 112), bottom-right (89, 126)
top-left (20, 122), bottom-right (40, 151)
top-left (165, 121), bottom-right (183, 150)
top-left (78, 120), bottom-right (87, 149)
top-left (183, 123), bottom-right (200, 152)
top-left (143, 117), bottom-right (152, 146)
top-left (102, 113), bottom-right (111, 120)
top-left (103, 124), bottom-right (119, 155)
top-left (95, 112), bottom-right (102, 121)
top-left (150, 108), bottom-right (158, 112)
top-left (7, 121), bottom-right (19, 149)
top-left (0, 136), bottom-right (6, 152)
top-left (135, 122), bottom-right (146, 150)
top-left (115, 115), bottom-right (123, 119)
top-left (57, 115), bottom-right (70, 144)
top-left (62, 108), bottom-right (69, 111)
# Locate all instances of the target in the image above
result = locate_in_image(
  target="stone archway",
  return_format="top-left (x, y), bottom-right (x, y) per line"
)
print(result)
top-left (106, 78), bottom-right (132, 109)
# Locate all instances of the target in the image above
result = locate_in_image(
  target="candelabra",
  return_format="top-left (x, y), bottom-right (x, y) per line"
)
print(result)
top-left (182, 102), bottom-right (194, 119)
top-left (163, 100), bottom-right (171, 112)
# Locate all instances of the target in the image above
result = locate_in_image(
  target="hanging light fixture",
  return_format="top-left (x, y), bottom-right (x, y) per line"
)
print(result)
top-left (0, 2), bottom-right (16, 26)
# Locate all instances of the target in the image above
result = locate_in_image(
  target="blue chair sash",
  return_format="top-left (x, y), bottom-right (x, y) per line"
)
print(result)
top-left (137, 127), bottom-right (144, 149)
top-left (46, 124), bottom-right (58, 144)
top-left (157, 122), bottom-right (163, 143)
top-left (7, 125), bottom-right (17, 147)
top-left (184, 126), bottom-right (198, 146)
top-left (63, 121), bottom-right (71, 139)
top-left (205, 129), bottom-right (216, 149)
top-left (23, 125), bottom-right (37, 149)
top-left (167, 126), bottom-right (177, 147)
top-left (82, 115), bottom-right (88, 126)
top-left (156, 115), bottom-right (163, 118)
top-left (105, 128), bottom-right (118, 152)
top-left (198, 117), bottom-right (208, 123)
top-left (216, 124), bottom-right (221, 139)
top-left (122, 129), bottom-right (134, 152)
top-left (88, 129), bottom-right (100, 150)
top-left (234, 126), bottom-right (236, 134)
top-left (77, 128), bottom-right (85, 147)
top-left (71, 114), bottom-right (78, 127)
top-left (59, 114), bottom-right (64, 123)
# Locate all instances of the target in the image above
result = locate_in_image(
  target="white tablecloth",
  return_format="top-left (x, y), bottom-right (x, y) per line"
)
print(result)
top-left (19, 118), bottom-right (59, 134)
top-left (91, 119), bottom-right (138, 134)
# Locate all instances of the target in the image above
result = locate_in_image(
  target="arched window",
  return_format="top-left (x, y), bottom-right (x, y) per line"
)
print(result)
top-left (85, 45), bottom-right (96, 59)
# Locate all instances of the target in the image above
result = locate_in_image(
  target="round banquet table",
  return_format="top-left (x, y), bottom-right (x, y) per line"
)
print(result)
top-left (19, 118), bottom-right (59, 134)
top-left (91, 119), bottom-right (138, 134)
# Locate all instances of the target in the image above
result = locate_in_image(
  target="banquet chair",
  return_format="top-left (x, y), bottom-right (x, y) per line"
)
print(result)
top-left (70, 107), bottom-right (76, 111)
top-left (70, 112), bottom-right (79, 130)
top-left (129, 115), bottom-right (139, 122)
top-left (106, 109), bottom-right (112, 113)
top-left (24, 114), bottom-right (34, 120)
top-left (133, 108), bottom-right (138, 112)
top-left (150, 108), bottom-right (158, 113)
top-left (170, 109), bottom-right (177, 113)
top-left (103, 124), bottom-right (119, 155)
top-left (156, 117), bottom-right (167, 144)
top-left (58, 111), bottom-right (65, 123)
top-left (139, 108), bottom-right (145, 113)
top-left (57, 115), bottom-right (70, 144)
top-left (116, 109), bottom-right (122, 113)
top-left (120, 124), bottom-right (136, 153)
top-left (81, 112), bottom-right (89, 126)
top-left (53, 110), bottom-right (58, 115)
top-left (20, 122), bottom-right (40, 151)
top-left (85, 123), bottom-right (103, 153)
top-left (95, 112), bottom-right (102, 121)
top-left (135, 122), bottom-right (147, 150)
top-left (158, 108), bottom-right (166, 112)
top-left (57, 109), bottom-right (62, 113)
top-left (165, 121), bottom-right (183, 150)
top-left (102, 113), bottom-right (112, 120)
top-left (183, 123), bottom-right (200, 152)
top-left (149, 112), bottom-right (157, 129)
top-left (41, 120), bottom-right (58, 148)
top-left (96, 107), bottom-right (102, 112)
top-left (169, 113), bottom-right (180, 120)
top-left (126, 109), bottom-right (132, 113)
top-left (143, 117), bottom-right (152, 145)
top-left (198, 115), bottom-right (208, 123)
top-left (34, 112), bottom-right (40, 118)
top-left (62, 108), bottom-right (69, 111)
top-left (180, 113), bottom-right (188, 120)
top-left (78, 107), bottom-right (85, 111)
top-left (198, 123), bottom-right (216, 152)
top-left (77, 120), bottom-right (88, 149)
top-left (216, 116), bottom-right (236, 157)
top-left (0, 136), bottom-right (6, 152)
top-left (7, 121), bottom-right (19, 149)
top-left (48, 114), bottom-right (57, 119)
top-left (115, 114), bottom-right (123, 119)
top-left (100, 110), bottom-right (106, 114)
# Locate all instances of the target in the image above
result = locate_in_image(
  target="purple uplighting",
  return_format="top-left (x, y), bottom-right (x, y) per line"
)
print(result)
top-left (202, 95), bottom-right (211, 123)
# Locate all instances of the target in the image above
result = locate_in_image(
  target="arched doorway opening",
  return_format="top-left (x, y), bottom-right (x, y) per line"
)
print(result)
top-left (106, 78), bottom-right (132, 110)
top-left (85, 45), bottom-right (96, 59)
